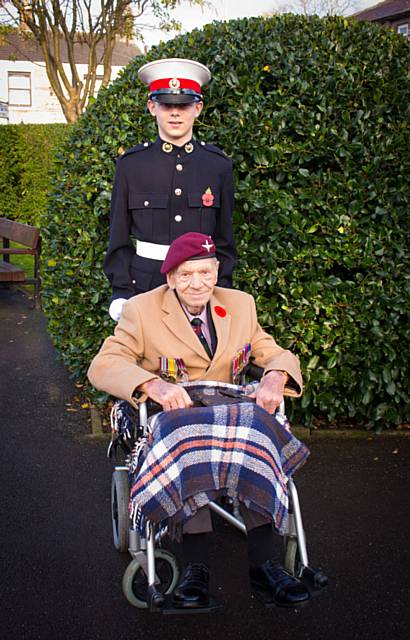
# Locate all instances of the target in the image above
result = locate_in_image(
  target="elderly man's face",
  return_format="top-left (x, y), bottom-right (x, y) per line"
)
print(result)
top-left (167, 257), bottom-right (219, 315)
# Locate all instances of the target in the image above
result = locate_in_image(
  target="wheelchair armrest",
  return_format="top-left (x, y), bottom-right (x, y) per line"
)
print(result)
top-left (138, 400), bottom-right (163, 434)
top-left (243, 362), bottom-right (264, 381)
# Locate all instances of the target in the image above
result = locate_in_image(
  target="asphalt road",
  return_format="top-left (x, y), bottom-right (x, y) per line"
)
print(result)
top-left (1, 288), bottom-right (409, 640)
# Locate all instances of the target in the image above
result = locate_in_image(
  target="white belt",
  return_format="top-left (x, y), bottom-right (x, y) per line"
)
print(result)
top-left (136, 240), bottom-right (170, 261)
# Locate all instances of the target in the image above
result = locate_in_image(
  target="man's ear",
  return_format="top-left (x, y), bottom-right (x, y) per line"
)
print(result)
top-left (147, 99), bottom-right (156, 117)
top-left (194, 101), bottom-right (203, 118)
top-left (167, 272), bottom-right (175, 289)
top-left (214, 260), bottom-right (219, 285)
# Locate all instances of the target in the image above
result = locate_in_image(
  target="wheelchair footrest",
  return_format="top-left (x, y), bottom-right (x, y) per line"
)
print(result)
top-left (252, 565), bottom-right (328, 609)
top-left (251, 587), bottom-right (311, 610)
top-left (299, 565), bottom-right (329, 595)
top-left (151, 593), bottom-right (223, 615)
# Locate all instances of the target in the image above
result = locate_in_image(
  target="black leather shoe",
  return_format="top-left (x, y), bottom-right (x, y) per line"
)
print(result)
top-left (172, 562), bottom-right (210, 608)
top-left (250, 561), bottom-right (310, 608)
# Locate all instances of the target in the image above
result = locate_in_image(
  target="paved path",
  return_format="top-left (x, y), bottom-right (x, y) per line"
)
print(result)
top-left (1, 288), bottom-right (409, 640)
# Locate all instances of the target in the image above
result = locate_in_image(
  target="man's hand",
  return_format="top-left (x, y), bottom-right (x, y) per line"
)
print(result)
top-left (139, 378), bottom-right (193, 411)
top-left (255, 370), bottom-right (287, 414)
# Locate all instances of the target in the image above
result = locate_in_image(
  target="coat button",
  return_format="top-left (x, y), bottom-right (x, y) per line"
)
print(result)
top-left (144, 200), bottom-right (149, 206)
top-left (174, 215), bottom-right (182, 222)
top-left (176, 163), bottom-right (183, 172)
top-left (132, 279), bottom-right (136, 284)
top-left (174, 188), bottom-right (182, 196)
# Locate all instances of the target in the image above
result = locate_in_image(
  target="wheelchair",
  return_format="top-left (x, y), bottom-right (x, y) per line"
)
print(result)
top-left (109, 376), bottom-right (328, 613)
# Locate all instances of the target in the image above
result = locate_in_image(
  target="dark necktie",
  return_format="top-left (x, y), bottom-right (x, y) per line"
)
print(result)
top-left (191, 317), bottom-right (212, 358)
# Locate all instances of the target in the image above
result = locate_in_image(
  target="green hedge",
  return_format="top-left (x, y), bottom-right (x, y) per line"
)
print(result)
top-left (42, 15), bottom-right (410, 428)
top-left (0, 124), bottom-right (69, 226)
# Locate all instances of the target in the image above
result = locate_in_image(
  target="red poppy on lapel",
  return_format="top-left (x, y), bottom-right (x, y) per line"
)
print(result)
top-left (202, 187), bottom-right (214, 207)
top-left (214, 305), bottom-right (226, 317)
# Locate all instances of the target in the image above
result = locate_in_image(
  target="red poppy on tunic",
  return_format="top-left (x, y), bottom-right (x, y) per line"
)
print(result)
top-left (202, 188), bottom-right (214, 207)
top-left (214, 305), bottom-right (226, 317)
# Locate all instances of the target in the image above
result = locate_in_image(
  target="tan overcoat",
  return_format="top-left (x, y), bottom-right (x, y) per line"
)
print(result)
top-left (88, 285), bottom-right (303, 406)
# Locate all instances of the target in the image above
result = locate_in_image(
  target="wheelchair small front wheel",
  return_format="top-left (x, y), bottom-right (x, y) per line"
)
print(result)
top-left (111, 470), bottom-right (130, 553)
top-left (122, 549), bottom-right (180, 608)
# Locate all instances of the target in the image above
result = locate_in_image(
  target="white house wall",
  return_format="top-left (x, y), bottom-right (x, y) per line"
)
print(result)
top-left (0, 59), bottom-right (123, 124)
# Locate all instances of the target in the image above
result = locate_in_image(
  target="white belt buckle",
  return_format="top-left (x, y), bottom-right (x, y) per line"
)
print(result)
top-left (136, 240), bottom-right (170, 261)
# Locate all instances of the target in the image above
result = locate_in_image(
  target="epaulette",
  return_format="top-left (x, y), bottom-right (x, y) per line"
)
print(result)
top-left (119, 141), bottom-right (153, 158)
top-left (198, 141), bottom-right (230, 159)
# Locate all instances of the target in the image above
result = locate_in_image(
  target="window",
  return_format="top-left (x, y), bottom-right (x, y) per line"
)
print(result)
top-left (8, 72), bottom-right (31, 106)
top-left (397, 23), bottom-right (409, 37)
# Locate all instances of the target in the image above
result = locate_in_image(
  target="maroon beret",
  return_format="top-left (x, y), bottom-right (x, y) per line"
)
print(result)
top-left (161, 232), bottom-right (216, 274)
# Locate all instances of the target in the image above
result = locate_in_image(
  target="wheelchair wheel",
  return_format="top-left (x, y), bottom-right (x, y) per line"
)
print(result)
top-left (284, 536), bottom-right (300, 577)
top-left (122, 549), bottom-right (180, 608)
top-left (111, 470), bottom-right (129, 552)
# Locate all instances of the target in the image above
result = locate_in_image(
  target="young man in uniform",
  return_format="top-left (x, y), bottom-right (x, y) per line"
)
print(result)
top-left (104, 58), bottom-right (236, 321)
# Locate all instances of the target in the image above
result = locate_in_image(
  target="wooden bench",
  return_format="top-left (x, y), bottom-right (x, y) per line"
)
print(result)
top-left (0, 217), bottom-right (42, 307)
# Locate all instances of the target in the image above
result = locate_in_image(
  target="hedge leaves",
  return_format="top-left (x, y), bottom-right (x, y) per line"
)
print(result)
top-left (0, 124), bottom-right (69, 226)
top-left (42, 15), bottom-right (410, 428)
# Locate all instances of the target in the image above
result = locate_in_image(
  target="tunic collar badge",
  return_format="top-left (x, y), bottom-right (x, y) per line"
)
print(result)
top-left (161, 141), bottom-right (194, 154)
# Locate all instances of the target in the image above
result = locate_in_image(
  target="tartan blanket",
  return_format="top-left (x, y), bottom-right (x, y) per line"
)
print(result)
top-left (129, 402), bottom-right (309, 535)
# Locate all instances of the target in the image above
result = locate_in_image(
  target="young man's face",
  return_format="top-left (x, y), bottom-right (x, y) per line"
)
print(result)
top-left (147, 100), bottom-right (203, 146)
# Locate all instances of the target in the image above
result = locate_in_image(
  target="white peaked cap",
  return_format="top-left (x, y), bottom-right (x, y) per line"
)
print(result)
top-left (138, 58), bottom-right (211, 103)
top-left (138, 58), bottom-right (211, 86)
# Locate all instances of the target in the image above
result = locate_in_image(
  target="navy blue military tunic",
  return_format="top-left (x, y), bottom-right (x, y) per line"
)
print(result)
top-left (104, 136), bottom-right (236, 300)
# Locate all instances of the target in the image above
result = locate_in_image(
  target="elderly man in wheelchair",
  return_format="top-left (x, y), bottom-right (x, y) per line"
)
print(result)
top-left (88, 232), bottom-right (327, 613)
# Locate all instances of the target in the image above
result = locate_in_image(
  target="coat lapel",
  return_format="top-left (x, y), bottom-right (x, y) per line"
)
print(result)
top-left (208, 291), bottom-right (231, 367)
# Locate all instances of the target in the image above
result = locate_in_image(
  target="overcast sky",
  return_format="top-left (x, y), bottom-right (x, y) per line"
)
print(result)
top-left (139, 0), bottom-right (377, 48)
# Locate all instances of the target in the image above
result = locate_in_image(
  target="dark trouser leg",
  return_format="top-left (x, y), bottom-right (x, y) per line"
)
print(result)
top-left (247, 523), bottom-right (282, 568)
top-left (240, 506), bottom-right (282, 567)
top-left (181, 505), bottom-right (212, 565)
top-left (182, 507), bottom-right (212, 566)
top-left (242, 506), bottom-right (310, 607)
top-left (173, 507), bottom-right (212, 607)
top-left (182, 532), bottom-right (211, 567)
